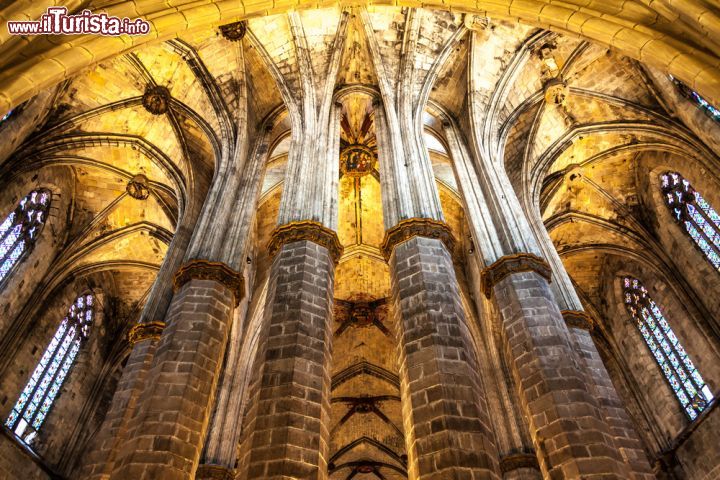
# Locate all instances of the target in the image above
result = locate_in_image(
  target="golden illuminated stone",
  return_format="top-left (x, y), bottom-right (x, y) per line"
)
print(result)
top-left (268, 220), bottom-right (344, 265)
top-left (128, 321), bottom-right (165, 345)
top-left (480, 253), bottom-right (552, 298)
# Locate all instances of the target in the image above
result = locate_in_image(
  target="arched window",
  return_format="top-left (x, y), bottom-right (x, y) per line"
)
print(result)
top-left (0, 189), bottom-right (51, 287)
top-left (661, 172), bottom-right (720, 271)
top-left (669, 76), bottom-right (720, 124)
top-left (624, 277), bottom-right (714, 419)
top-left (5, 293), bottom-right (94, 444)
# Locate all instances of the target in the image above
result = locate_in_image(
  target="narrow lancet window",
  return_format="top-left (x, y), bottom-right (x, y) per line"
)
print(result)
top-left (624, 277), bottom-right (714, 419)
top-left (5, 294), bottom-right (94, 444)
top-left (670, 76), bottom-right (720, 123)
top-left (0, 189), bottom-right (51, 287)
top-left (661, 172), bottom-right (720, 271)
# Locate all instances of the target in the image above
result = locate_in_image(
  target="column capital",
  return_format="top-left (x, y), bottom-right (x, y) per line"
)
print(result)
top-left (381, 217), bottom-right (456, 261)
top-left (499, 452), bottom-right (541, 474)
top-left (268, 220), bottom-right (344, 265)
top-left (128, 321), bottom-right (165, 345)
top-left (196, 464), bottom-right (234, 480)
top-left (561, 310), bottom-right (595, 331)
top-left (481, 253), bottom-right (552, 298)
top-left (173, 259), bottom-right (244, 306)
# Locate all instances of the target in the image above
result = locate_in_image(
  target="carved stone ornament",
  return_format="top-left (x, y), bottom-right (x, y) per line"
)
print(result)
top-left (173, 259), bottom-right (245, 306)
top-left (339, 144), bottom-right (377, 177)
top-left (480, 252), bottom-right (552, 298)
top-left (561, 310), bottom-right (595, 331)
top-left (268, 220), bottom-right (344, 265)
top-left (196, 464), bottom-right (234, 480)
top-left (380, 217), bottom-right (456, 261)
top-left (499, 453), bottom-right (541, 473)
top-left (463, 14), bottom-right (490, 32)
top-left (544, 77), bottom-right (569, 106)
top-left (142, 85), bottom-right (170, 115)
top-left (219, 21), bottom-right (247, 41)
top-left (126, 174), bottom-right (150, 200)
top-left (127, 321), bottom-right (165, 345)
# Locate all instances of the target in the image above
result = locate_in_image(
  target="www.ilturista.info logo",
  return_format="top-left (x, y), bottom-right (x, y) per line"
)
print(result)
top-left (7, 7), bottom-right (150, 36)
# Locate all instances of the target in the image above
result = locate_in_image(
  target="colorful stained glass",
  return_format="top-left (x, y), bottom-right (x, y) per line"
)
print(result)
top-left (624, 277), bottom-right (714, 419)
top-left (661, 172), bottom-right (720, 272)
top-left (0, 189), bottom-right (51, 287)
top-left (670, 76), bottom-right (720, 123)
top-left (5, 294), bottom-right (94, 444)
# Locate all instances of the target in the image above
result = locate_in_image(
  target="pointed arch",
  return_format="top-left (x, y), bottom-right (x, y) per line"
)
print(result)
top-left (0, 189), bottom-right (51, 288)
top-left (661, 171), bottom-right (720, 271)
top-left (5, 293), bottom-right (96, 444)
top-left (623, 277), bottom-right (714, 420)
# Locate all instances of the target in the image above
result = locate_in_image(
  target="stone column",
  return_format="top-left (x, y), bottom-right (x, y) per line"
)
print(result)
top-left (109, 261), bottom-right (243, 480)
top-left (371, 60), bottom-right (502, 475)
top-left (234, 84), bottom-right (341, 480)
top-left (563, 311), bottom-right (655, 480)
top-left (381, 220), bottom-right (501, 480)
top-left (78, 322), bottom-right (164, 479)
top-left (481, 254), bottom-right (630, 478)
top-left (238, 223), bottom-right (341, 479)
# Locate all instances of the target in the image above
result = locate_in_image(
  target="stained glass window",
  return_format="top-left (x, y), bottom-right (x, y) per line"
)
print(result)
top-left (5, 294), bottom-right (94, 444)
top-left (0, 189), bottom-right (51, 288)
top-left (670, 76), bottom-right (720, 123)
top-left (624, 277), bottom-right (714, 419)
top-left (661, 172), bottom-right (720, 271)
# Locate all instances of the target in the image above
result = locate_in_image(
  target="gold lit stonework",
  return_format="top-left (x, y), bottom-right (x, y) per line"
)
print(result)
top-left (268, 221), bottom-right (344, 265)
top-left (340, 144), bottom-right (376, 177)
top-left (173, 259), bottom-right (245, 306)
top-left (380, 218), bottom-right (456, 261)
top-left (561, 310), bottom-right (595, 331)
top-left (126, 174), bottom-right (150, 200)
top-left (142, 85), bottom-right (171, 115)
top-left (544, 77), bottom-right (569, 106)
top-left (480, 253), bottom-right (552, 298)
top-left (128, 321), bottom-right (165, 345)
top-left (219, 21), bottom-right (247, 41)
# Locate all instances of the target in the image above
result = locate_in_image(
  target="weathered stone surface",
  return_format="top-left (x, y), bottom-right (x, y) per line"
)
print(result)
top-left (238, 240), bottom-right (334, 480)
top-left (493, 270), bottom-right (629, 479)
top-left (389, 236), bottom-right (501, 479)
top-left (109, 278), bottom-right (235, 480)
top-left (567, 324), bottom-right (655, 480)
top-left (78, 337), bottom-right (159, 479)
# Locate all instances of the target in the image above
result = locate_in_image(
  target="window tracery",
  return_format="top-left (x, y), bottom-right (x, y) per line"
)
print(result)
top-left (670, 76), bottom-right (720, 123)
top-left (0, 189), bottom-right (51, 287)
top-left (661, 172), bottom-right (720, 271)
top-left (624, 277), bottom-right (714, 419)
top-left (5, 294), bottom-right (94, 444)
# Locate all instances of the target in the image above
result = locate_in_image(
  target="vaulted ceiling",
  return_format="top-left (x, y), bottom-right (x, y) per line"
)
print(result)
top-left (1, 5), bottom-right (718, 477)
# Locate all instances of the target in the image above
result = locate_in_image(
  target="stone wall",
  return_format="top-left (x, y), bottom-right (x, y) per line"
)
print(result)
top-left (0, 431), bottom-right (53, 480)
top-left (674, 404), bottom-right (720, 479)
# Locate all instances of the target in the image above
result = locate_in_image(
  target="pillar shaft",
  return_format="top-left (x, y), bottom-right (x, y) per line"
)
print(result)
top-left (78, 330), bottom-right (161, 479)
top-left (239, 239), bottom-right (335, 480)
top-left (488, 262), bottom-right (629, 479)
top-left (385, 229), bottom-right (501, 479)
top-left (564, 315), bottom-right (655, 480)
top-left (109, 276), bottom-right (236, 480)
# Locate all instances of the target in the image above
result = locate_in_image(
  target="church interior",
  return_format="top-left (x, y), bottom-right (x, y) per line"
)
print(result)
top-left (0, 2), bottom-right (719, 479)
